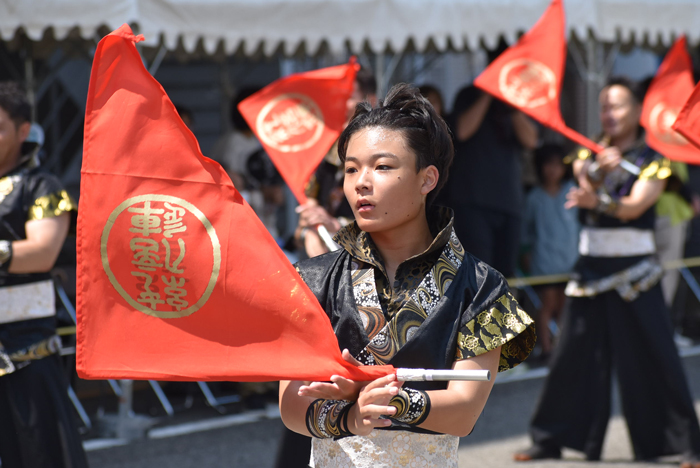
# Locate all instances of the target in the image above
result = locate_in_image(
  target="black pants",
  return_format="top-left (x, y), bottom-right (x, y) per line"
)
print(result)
top-left (0, 355), bottom-right (89, 468)
top-left (451, 205), bottom-right (520, 278)
top-left (275, 427), bottom-right (311, 468)
top-left (530, 284), bottom-right (700, 461)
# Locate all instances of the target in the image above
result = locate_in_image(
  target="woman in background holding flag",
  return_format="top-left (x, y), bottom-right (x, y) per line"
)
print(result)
top-left (279, 83), bottom-right (535, 467)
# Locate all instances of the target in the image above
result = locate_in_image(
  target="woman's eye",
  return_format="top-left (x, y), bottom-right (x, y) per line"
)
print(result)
top-left (376, 165), bottom-right (392, 170)
top-left (345, 167), bottom-right (357, 174)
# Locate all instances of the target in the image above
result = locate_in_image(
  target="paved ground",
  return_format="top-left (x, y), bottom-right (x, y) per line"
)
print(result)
top-left (85, 353), bottom-right (700, 468)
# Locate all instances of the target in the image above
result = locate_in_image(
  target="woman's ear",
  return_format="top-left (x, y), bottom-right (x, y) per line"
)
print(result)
top-left (420, 166), bottom-right (439, 195)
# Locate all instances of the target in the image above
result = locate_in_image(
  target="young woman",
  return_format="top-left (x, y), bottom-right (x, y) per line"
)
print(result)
top-left (280, 83), bottom-right (535, 467)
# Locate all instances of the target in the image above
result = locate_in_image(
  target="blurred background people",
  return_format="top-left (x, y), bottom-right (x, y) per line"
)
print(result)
top-left (0, 81), bottom-right (88, 468)
top-left (210, 86), bottom-right (264, 209)
top-left (521, 144), bottom-right (579, 361)
top-left (440, 82), bottom-right (537, 279)
top-left (515, 76), bottom-right (700, 468)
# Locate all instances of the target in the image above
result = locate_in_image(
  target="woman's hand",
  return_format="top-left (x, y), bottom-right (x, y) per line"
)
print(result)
top-left (298, 350), bottom-right (364, 401)
top-left (348, 374), bottom-right (403, 436)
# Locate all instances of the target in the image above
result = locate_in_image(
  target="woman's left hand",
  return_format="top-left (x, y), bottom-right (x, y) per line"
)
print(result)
top-left (298, 349), bottom-right (366, 401)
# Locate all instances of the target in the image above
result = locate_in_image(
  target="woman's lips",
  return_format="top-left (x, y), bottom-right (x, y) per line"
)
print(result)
top-left (356, 200), bottom-right (374, 212)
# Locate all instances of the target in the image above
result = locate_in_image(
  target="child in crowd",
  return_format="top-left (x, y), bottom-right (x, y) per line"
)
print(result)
top-left (522, 144), bottom-right (579, 360)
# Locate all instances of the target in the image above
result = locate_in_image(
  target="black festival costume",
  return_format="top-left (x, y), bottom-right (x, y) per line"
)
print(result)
top-left (296, 208), bottom-right (535, 467)
top-left (0, 156), bottom-right (88, 468)
top-left (528, 141), bottom-right (700, 461)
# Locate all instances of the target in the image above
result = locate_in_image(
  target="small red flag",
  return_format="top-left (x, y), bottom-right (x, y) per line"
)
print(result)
top-left (237, 60), bottom-right (358, 203)
top-left (474, 0), bottom-right (604, 153)
top-left (641, 36), bottom-right (700, 164)
top-left (76, 24), bottom-right (392, 382)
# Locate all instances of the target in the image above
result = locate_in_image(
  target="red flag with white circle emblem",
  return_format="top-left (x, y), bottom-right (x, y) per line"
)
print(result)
top-left (77, 24), bottom-right (392, 382)
top-left (237, 60), bottom-right (358, 203)
top-left (642, 36), bottom-right (700, 164)
top-left (474, 0), bottom-right (604, 153)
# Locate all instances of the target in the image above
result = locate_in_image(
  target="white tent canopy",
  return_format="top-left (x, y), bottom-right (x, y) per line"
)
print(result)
top-left (2, 0), bottom-right (700, 56)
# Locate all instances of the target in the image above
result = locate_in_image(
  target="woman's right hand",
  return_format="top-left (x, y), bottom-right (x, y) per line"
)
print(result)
top-left (348, 374), bottom-right (403, 436)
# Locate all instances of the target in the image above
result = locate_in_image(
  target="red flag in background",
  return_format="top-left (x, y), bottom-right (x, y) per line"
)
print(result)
top-left (641, 36), bottom-right (700, 164)
top-left (238, 60), bottom-right (358, 203)
top-left (673, 62), bottom-right (700, 152)
top-left (474, 0), bottom-right (604, 153)
top-left (77, 24), bottom-right (392, 382)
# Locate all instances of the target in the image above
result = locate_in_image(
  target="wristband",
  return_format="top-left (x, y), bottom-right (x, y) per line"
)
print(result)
top-left (0, 240), bottom-right (12, 273)
top-left (306, 399), bottom-right (355, 440)
top-left (595, 193), bottom-right (619, 216)
top-left (388, 387), bottom-right (431, 426)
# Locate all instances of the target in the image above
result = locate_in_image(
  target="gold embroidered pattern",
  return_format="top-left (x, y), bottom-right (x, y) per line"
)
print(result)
top-left (28, 190), bottom-right (76, 220)
top-left (455, 291), bottom-right (535, 372)
top-left (352, 230), bottom-right (463, 366)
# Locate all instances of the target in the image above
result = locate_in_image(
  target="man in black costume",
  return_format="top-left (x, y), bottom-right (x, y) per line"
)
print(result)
top-left (514, 77), bottom-right (700, 468)
top-left (0, 82), bottom-right (87, 468)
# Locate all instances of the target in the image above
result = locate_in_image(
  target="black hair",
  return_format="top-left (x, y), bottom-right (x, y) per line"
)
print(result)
top-left (0, 82), bottom-right (31, 127)
top-left (231, 86), bottom-right (262, 132)
top-left (355, 69), bottom-right (377, 97)
top-left (534, 144), bottom-right (565, 183)
top-left (338, 83), bottom-right (454, 207)
top-left (604, 76), bottom-right (644, 105)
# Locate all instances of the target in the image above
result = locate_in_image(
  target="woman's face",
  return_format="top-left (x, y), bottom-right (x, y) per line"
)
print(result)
top-left (343, 127), bottom-right (436, 235)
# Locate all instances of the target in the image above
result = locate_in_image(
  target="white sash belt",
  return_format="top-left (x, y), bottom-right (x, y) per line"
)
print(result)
top-left (579, 227), bottom-right (655, 257)
top-left (0, 280), bottom-right (55, 324)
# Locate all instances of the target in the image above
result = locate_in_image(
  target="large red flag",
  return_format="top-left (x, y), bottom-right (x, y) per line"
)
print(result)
top-left (641, 36), bottom-right (700, 164)
top-left (237, 60), bottom-right (358, 203)
top-left (76, 24), bottom-right (392, 382)
top-left (474, 0), bottom-right (604, 153)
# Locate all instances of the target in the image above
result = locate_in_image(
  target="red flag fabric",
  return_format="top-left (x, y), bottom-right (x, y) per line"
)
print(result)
top-left (76, 24), bottom-right (393, 382)
top-left (237, 60), bottom-right (358, 203)
top-left (474, 0), bottom-right (604, 153)
top-left (641, 36), bottom-right (700, 164)
top-left (673, 59), bottom-right (700, 153)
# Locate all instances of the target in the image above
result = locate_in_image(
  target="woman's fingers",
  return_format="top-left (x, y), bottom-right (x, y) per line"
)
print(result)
top-left (341, 349), bottom-right (361, 366)
top-left (298, 382), bottom-right (342, 400)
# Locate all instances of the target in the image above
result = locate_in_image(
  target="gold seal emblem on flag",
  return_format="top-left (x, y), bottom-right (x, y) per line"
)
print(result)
top-left (649, 102), bottom-right (687, 146)
top-left (499, 59), bottom-right (557, 109)
top-left (255, 93), bottom-right (325, 153)
top-left (101, 194), bottom-right (221, 319)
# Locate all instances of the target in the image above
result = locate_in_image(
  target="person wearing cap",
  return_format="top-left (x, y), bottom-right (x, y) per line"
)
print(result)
top-left (0, 82), bottom-right (87, 468)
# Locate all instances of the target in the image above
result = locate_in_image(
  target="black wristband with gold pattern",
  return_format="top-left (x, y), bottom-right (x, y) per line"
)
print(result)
top-left (388, 387), bottom-right (431, 426)
top-left (305, 399), bottom-right (355, 440)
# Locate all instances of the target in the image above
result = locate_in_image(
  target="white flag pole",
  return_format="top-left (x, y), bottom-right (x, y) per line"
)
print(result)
top-left (396, 369), bottom-right (491, 382)
top-left (316, 225), bottom-right (340, 251)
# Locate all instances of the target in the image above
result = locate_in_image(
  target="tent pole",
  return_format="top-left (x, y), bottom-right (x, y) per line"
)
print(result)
top-left (22, 42), bottom-right (36, 122)
top-left (375, 52), bottom-right (385, 98)
top-left (585, 36), bottom-right (600, 139)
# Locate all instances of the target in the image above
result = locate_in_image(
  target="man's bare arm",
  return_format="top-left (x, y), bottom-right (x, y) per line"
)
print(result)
top-left (8, 213), bottom-right (70, 273)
